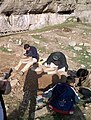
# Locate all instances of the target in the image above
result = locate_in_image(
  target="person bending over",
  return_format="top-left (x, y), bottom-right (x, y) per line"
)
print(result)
top-left (76, 68), bottom-right (89, 86)
top-left (48, 76), bottom-right (80, 115)
top-left (75, 68), bottom-right (91, 104)
top-left (13, 44), bottom-right (39, 75)
top-left (43, 51), bottom-right (68, 73)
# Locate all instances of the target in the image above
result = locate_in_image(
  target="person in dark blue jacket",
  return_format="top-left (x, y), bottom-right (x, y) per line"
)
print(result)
top-left (48, 76), bottom-right (80, 115)
top-left (14, 44), bottom-right (39, 75)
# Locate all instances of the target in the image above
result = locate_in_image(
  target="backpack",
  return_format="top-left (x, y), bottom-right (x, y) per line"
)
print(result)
top-left (48, 83), bottom-right (77, 115)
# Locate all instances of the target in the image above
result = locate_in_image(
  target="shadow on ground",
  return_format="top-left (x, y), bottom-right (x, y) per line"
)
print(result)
top-left (7, 70), bottom-right (86, 120)
top-left (8, 69), bottom-right (39, 120)
top-left (40, 106), bottom-right (86, 120)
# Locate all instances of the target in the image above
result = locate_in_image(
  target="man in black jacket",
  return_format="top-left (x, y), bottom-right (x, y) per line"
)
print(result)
top-left (14, 44), bottom-right (39, 75)
top-left (43, 52), bottom-right (68, 73)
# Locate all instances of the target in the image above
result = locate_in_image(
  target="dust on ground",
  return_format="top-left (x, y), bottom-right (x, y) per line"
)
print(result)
top-left (0, 21), bottom-right (91, 120)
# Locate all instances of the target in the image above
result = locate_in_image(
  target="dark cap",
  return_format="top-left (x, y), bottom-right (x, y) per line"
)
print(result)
top-left (53, 55), bottom-right (59, 61)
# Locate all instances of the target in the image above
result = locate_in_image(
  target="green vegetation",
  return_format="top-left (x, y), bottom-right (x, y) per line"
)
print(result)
top-left (65, 45), bottom-right (91, 69)
top-left (30, 17), bottom-right (78, 34)
top-left (39, 106), bottom-right (85, 120)
top-left (30, 16), bottom-right (91, 35)
top-left (31, 35), bottom-right (48, 42)
top-left (0, 46), bottom-right (12, 53)
top-left (40, 113), bottom-right (69, 120)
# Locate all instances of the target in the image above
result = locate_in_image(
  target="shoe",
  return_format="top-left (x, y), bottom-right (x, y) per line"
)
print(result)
top-left (18, 71), bottom-right (24, 76)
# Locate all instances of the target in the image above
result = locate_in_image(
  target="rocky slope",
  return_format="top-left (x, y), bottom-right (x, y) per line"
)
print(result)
top-left (0, 0), bottom-right (91, 33)
top-left (0, 21), bottom-right (91, 119)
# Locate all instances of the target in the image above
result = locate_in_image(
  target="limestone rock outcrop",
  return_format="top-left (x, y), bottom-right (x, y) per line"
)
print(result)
top-left (0, 0), bottom-right (76, 15)
top-left (0, 0), bottom-right (91, 33)
top-left (75, 0), bottom-right (91, 23)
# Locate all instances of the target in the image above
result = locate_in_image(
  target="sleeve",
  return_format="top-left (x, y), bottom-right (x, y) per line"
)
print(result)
top-left (58, 55), bottom-right (68, 69)
top-left (51, 83), bottom-right (64, 98)
top-left (43, 87), bottom-right (54, 98)
top-left (25, 50), bottom-right (32, 57)
top-left (46, 53), bottom-right (54, 64)
top-left (75, 94), bottom-right (80, 103)
top-left (31, 47), bottom-right (38, 58)
top-left (71, 87), bottom-right (80, 103)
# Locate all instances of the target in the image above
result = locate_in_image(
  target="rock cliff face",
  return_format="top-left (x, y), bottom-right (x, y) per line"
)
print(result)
top-left (0, 0), bottom-right (91, 33)
top-left (75, 0), bottom-right (91, 23)
top-left (0, 0), bottom-right (76, 15)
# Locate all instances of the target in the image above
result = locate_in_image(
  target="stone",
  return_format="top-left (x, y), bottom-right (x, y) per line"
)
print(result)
top-left (34, 41), bottom-right (40, 44)
top-left (73, 53), bottom-right (76, 57)
top-left (87, 49), bottom-right (91, 54)
top-left (18, 39), bottom-right (22, 46)
top-left (85, 56), bottom-right (89, 58)
top-left (68, 41), bottom-right (76, 47)
top-left (83, 32), bottom-right (86, 35)
top-left (84, 43), bottom-right (91, 47)
top-left (0, 15), bottom-right (11, 32)
top-left (7, 48), bottom-right (13, 52)
top-left (85, 107), bottom-right (89, 110)
top-left (34, 106), bottom-right (49, 118)
top-left (79, 43), bottom-right (84, 46)
top-left (74, 46), bottom-right (82, 51)
top-left (81, 64), bottom-right (85, 68)
top-left (10, 79), bottom-right (19, 87)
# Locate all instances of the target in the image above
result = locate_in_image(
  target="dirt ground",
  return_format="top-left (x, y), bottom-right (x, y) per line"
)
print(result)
top-left (0, 21), bottom-right (91, 120)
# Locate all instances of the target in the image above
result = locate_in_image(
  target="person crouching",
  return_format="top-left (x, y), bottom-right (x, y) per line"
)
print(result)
top-left (48, 76), bottom-right (80, 115)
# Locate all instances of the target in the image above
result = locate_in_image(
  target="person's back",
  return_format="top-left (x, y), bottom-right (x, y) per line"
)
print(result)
top-left (48, 76), bottom-right (80, 115)
top-left (44, 51), bottom-right (68, 71)
top-left (26, 45), bottom-right (39, 61)
top-left (11, 44), bottom-right (39, 76)
top-left (76, 68), bottom-right (89, 86)
top-left (75, 68), bottom-right (91, 103)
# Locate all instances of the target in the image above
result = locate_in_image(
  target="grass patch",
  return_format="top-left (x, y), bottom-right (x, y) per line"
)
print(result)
top-left (30, 16), bottom-right (91, 35)
top-left (31, 35), bottom-right (48, 42)
top-left (39, 105), bottom-right (86, 120)
top-left (38, 47), bottom-right (47, 53)
top-left (31, 19), bottom-right (79, 34)
top-left (0, 46), bottom-right (12, 53)
top-left (32, 43), bottom-right (47, 53)
top-left (64, 45), bottom-right (91, 69)
top-left (39, 113), bottom-right (70, 120)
